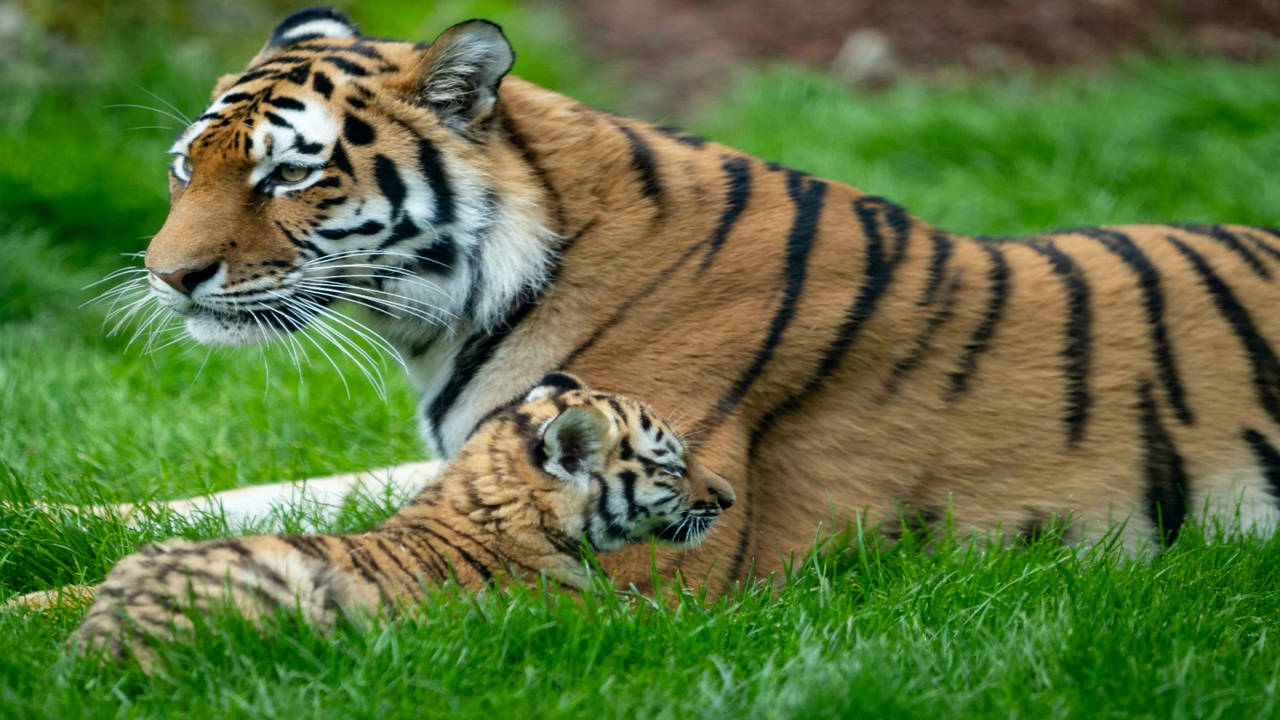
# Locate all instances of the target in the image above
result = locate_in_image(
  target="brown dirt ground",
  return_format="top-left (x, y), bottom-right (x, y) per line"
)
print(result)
top-left (568, 0), bottom-right (1280, 112)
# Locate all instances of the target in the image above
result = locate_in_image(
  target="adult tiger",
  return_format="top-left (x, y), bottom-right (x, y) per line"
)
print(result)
top-left (139, 7), bottom-right (1280, 592)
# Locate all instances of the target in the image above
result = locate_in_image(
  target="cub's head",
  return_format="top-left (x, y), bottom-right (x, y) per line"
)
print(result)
top-left (140, 8), bottom-right (551, 347)
top-left (460, 373), bottom-right (735, 552)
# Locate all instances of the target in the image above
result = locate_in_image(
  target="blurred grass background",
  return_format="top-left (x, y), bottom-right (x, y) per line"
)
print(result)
top-left (1, 2), bottom-right (1279, 715)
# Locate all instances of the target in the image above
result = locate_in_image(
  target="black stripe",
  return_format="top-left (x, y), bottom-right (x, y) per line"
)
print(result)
top-left (373, 155), bottom-right (406, 216)
top-left (274, 220), bottom-right (325, 257)
top-left (1168, 235), bottom-right (1280, 425)
top-left (280, 535), bottom-right (329, 560)
top-left (292, 137), bottom-right (324, 154)
top-left (947, 241), bottom-right (1009, 398)
top-left (1245, 230), bottom-right (1280, 262)
top-left (1137, 381), bottom-right (1189, 546)
top-left (316, 219), bottom-right (384, 240)
top-left (427, 221), bottom-right (598, 448)
top-left (417, 137), bottom-right (455, 225)
top-left (377, 217), bottom-right (421, 250)
top-left (262, 111), bottom-right (292, 129)
top-left (372, 536), bottom-right (420, 587)
top-left (1174, 224), bottom-right (1270, 280)
top-left (323, 56), bottom-right (369, 76)
top-left (1242, 429), bottom-right (1280, 510)
top-left (621, 469), bottom-right (649, 516)
top-left (711, 171), bottom-right (826, 421)
top-left (330, 141), bottom-right (354, 178)
top-left (343, 113), bottom-right (375, 145)
top-left (230, 68), bottom-right (277, 87)
top-left (500, 113), bottom-right (565, 234)
top-left (699, 156), bottom-right (753, 272)
top-left (921, 233), bottom-right (954, 307)
top-left (316, 195), bottom-right (347, 210)
top-left (748, 195), bottom-right (910, 447)
top-left (219, 92), bottom-right (255, 105)
top-left (613, 122), bottom-right (664, 213)
top-left (412, 524), bottom-right (493, 581)
top-left (1072, 227), bottom-right (1193, 424)
top-left (412, 234), bottom-right (456, 273)
top-left (387, 527), bottom-right (450, 580)
top-left (336, 537), bottom-right (391, 595)
top-left (654, 124), bottom-right (707, 148)
top-left (594, 476), bottom-right (628, 541)
top-left (726, 489), bottom-right (754, 586)
top-left (881, 276), bottom-right (960, 400)
top-left (267, 96), bottom-right (306, 111)
top-left (311, 71), bottom-right (334, 99)
top-left (1023, 237), bottom-right (1092, 447)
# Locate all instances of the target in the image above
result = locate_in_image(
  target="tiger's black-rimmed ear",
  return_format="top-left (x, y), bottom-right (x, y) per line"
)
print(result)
top-left (249, 7), bottom-right (358, 67)
top-left (267, 7), bottom-right (359, 48)
top-left (524, 372), bottom-right (585, 403)
top-left (412, 19), bottom-right (514, 134)
top-left (540, 406), bottom-right (611, 487)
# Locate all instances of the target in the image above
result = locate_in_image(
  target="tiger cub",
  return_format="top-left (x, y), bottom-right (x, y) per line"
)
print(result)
top-left (68, 373), bottom-right (733, 658)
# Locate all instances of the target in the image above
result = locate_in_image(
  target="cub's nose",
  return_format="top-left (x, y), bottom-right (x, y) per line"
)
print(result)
top-left (708, 487), bottom-right (734, 511)
top-left (153, 262), bottom-right (221, 295)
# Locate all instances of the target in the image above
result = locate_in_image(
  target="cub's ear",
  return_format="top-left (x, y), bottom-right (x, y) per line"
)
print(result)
top-left (249, 7), bottom-right (359, 66)
top-left (540, 406), bottom-right (612, 486)
top-left (411, 19), bottom-right (515, 134)
top-left (524, 372), bottom-right (585, 403)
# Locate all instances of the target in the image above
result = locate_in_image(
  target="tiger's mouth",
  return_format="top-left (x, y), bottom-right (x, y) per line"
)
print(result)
top-left (171, 289), bottom-right (333, 346)
top-left (653, 509), bottom-right (721, 548)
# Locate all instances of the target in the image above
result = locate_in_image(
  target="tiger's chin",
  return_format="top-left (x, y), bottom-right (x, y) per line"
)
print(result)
top-left (183, 307), bottom-right (314, 347)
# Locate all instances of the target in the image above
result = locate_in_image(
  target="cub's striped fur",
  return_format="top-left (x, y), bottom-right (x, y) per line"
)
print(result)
top-left (67, 375), bottom-right (733, 658)
top-left (133, 8), bottom-right (1280, 593)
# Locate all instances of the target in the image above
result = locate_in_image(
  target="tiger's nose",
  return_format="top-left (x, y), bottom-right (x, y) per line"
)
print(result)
top-left (709, 487), bottom-right (734, 510)
top-left (153, 262), bottom-right (221, 295)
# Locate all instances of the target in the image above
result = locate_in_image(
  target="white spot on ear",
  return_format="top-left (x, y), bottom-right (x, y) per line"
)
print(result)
top-left (525, 385), bottom-right (557, 403)
top-left (279, 18), bottom-right (356, 43)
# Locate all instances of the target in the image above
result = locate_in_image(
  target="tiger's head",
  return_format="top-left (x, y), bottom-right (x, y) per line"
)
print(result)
top-left (450, 373), bottom-right (736, 552)
top-left (141, 8), bottom-right (553, 348)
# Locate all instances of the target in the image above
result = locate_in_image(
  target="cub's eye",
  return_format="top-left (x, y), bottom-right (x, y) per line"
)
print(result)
top-left (275, 164), bottom-right (310, 183)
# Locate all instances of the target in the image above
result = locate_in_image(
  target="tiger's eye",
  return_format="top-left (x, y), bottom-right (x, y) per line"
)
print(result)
top-left (181, 156), bottom-right (194, 177)
top-left (277, 164), bottom-right (309, 183)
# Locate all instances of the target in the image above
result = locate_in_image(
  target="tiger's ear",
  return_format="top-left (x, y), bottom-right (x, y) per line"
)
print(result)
top-left (265, 7), bottom-right (359, 49)
top-left (540, 406), bottom-right (612, 487)
top-left (524, 372), bottom-right (585, 403)
top-left (411, 19), bottom-right (515, 134)
top-left (249, 7), bottom-right (359, 66)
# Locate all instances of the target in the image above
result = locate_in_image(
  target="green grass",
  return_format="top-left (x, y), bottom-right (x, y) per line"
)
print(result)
top-left (3, 4), bottom-right (1280, 714)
